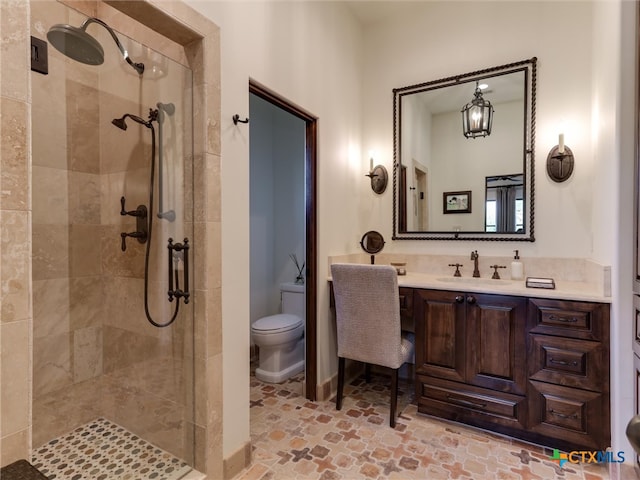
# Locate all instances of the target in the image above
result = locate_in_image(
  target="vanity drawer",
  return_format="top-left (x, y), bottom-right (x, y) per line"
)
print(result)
top-left (528, 298), bottom-right (607, 341)
top-left (528, 380), bottom-right (609, 450)
top-left (418, 376), bottom-right (526, 428)
top-left (528, 335), bottom-right (604, 392)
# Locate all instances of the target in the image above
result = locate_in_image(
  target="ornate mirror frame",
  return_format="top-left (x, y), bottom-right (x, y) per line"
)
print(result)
top-left (392, 57), bottom-right (537, 241)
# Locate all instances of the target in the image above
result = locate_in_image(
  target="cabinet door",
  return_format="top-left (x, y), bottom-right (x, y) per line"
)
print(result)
top-left (414, 289), bottom-right (466, 383)
top-left (465, 293), bottom-right (527, 395)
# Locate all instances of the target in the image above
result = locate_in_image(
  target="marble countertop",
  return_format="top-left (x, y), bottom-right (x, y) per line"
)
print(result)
top-left (393, 272), bottom-right (610, 303)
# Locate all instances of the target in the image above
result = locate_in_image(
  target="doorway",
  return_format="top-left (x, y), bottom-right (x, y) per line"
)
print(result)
top-left (414, 166), bottom-right (428, 230)
top-left (249, 81), bottom-right (317, 400)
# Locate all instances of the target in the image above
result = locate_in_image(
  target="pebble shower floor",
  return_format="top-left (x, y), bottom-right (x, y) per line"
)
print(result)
top-left (31, 418), bottom-right (192, 480)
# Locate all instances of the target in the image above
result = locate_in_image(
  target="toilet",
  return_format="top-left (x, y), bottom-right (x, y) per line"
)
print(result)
top-left (251, 282), bottom-right (305, 383)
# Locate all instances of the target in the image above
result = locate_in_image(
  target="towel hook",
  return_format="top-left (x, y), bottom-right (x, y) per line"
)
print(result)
top-left (232, 114), bottom-right (249, 125)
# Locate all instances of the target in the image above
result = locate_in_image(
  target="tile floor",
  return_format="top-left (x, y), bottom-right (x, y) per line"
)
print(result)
top-left (235, 369), bottom-right (616, 480)
top-left (31, 417), bottom-right (192, 480)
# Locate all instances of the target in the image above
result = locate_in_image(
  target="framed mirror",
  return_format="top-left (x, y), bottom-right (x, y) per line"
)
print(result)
top-left (392, 57), bottom-right (536, 241)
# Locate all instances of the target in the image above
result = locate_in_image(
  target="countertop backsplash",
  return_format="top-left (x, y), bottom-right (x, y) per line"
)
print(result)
top-left (328, 253), bottom-right (611, 298)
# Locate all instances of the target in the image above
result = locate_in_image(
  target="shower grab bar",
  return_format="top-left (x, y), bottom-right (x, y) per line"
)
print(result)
top-left (168, 238), bottom-right (190, 304)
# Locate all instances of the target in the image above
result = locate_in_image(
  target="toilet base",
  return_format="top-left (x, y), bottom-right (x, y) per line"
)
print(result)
top-left (255, 338), bottom-right (304, 383)
top-left (256, 359), bottom-right (304, 384)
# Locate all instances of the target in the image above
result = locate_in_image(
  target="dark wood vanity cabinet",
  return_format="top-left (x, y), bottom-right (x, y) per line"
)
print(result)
top-left (414, 289), bottom-right (528, 433)
top-left (527, 298), bottom-right (610, 450)
top-left (414, 289), bottom-right (611, 451)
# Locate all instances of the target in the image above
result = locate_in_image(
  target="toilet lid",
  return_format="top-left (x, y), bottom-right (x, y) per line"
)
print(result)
top-left (252, 314), bottom-right (302, 334)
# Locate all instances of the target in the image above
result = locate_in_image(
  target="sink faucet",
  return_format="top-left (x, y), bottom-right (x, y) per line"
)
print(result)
top-left (470, 250), bottom-right (480, 277)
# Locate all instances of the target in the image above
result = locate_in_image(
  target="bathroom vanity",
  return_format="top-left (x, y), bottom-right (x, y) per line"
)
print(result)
top-left (329, 258), bottom-right (611, 453)
top-left (410, 286), bottom-right (609, 452)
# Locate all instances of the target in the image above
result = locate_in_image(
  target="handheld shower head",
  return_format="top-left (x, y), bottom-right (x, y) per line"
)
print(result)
top-left (111, 117), bottom-right (128, 131)
top-left (112, 110), bottom-right (157, 131)
top-left (47, 17), bottom-right (144, 75)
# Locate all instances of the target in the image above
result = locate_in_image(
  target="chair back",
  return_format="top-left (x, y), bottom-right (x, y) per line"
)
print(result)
top-left (331, 263), bottom-right (403, 369)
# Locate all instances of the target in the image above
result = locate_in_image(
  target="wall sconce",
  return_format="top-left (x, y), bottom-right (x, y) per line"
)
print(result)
top-left (546, 133), bottom-right (574, 182)
top-left (461, 81), bottom-right (494, 139)
top-left (366, 155), bottom-right (388, 194)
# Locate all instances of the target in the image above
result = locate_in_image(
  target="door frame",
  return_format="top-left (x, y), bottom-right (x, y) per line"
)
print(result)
top-left (249, 80), bottom-right (318, 400)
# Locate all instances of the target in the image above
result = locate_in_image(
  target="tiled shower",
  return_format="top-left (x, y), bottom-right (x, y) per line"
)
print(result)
top-left (1, 0), bottom-right (223, 476)
top-left (31, 0), bottom-right (195, 465)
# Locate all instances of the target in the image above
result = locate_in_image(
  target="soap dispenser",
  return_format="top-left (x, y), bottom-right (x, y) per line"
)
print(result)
top-left (511, 250), bottom-right (524, 280)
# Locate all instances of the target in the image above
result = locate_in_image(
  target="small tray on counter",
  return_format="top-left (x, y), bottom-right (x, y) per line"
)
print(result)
top-left (526, 277), bottom-right (556, 289)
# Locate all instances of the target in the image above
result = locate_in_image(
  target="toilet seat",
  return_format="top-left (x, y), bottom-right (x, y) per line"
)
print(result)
top-left (252, 314), bottom-right (302, 335)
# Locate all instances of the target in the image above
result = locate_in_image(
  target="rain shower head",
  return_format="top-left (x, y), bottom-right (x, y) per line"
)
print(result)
top-left (47, 17), bottom-right (144, 75)
top-left (47, 24), bottom-right (104, 66)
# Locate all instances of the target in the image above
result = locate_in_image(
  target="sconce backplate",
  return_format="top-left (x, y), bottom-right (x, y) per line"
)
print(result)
top-left (546, 145), bottom-right (574, 183)
top-left (370, 165), bottom-right (388, 194)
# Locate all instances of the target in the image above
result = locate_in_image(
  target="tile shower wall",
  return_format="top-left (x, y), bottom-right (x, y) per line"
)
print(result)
top-left (29, 0), bottom-right (193, 463)
top-left (2, 0), bottom-right (221, 476)
top-left (1, 0), bottom-right (33, 466)
top-left (31, 3), bottom-right (105, 445)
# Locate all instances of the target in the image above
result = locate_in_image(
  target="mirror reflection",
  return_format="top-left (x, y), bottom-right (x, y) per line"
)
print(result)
top-left (393, 58), bottom-right (536, 241)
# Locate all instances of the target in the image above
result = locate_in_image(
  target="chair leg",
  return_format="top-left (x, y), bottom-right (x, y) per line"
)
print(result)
top-left (390, 368), bottom-right (398, 428)
top-left (336, 357), bottom-right (345, 411)
top-left (365, 363), bottom-right (371, 383)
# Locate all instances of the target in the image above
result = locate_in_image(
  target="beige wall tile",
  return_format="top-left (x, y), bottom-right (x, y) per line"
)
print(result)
top-left (69, 224), bottom-right (102, 276)
top-left (33, 278), bottom-right (71, 338)
top-left (73, 326), bottom-right (103, 382)
top-left (1, 320), bottom-right (30, 436)
top-left (102, 325), bottom-right (163, 373)
top-left (32, 376), bottom-right (103, 447)
top-left (206, 154), bottom-right (221, 223)
top-left (31, 106), bottom-right (68, 170)
top-left (69, 275), bottom-right (104, 330)
top-left (32, 224), bottom-right (69, 281)
top-left (1, 211), bottom-right (31, 324)
top-left (1, 97), bottom-right (29, 211)
top-left (0, 429), bottom-right (29, 467)
top-left (69, 171), bottom-right (101, 225)
top-left (101, 225), bottom-right (145, 277)
top-left (67, 82), bottom-right (101, 175)
top-left (32, 166), bottom-right (69, 225)
top-left (0, 0), bottom-right (29, 101)
top-left (33, 332), bottom-right (73, 397)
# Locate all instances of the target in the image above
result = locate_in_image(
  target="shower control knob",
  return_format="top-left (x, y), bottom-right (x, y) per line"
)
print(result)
top-left (120, 196), bottom-right (146, 217)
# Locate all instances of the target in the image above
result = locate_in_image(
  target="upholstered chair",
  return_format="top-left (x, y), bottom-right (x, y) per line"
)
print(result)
top-left (330, 263), bottom-right (415, 427)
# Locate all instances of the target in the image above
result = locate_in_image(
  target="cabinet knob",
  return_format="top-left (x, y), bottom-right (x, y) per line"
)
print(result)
top-left (455, 295), bottom-right (465, 303)
top-left (466, 296), bottom-right (476, 304)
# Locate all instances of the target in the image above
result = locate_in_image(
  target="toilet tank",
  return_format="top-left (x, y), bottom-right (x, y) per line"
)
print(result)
top-left (280, 282), bottom-right (305, 319)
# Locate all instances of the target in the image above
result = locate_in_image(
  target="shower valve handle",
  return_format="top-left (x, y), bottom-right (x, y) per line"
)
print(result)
top-left (120, 196), bottom-right (146, 217)
top-left (120, 231), bottom-right (147, 251)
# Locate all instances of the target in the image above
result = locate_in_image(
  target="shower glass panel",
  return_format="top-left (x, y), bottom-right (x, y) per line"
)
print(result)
top-left (30, 1), bottom-right (195, 470)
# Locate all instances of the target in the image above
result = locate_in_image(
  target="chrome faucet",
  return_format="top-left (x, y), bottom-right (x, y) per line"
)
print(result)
top-left (470, 250), bottom-right (480, 277)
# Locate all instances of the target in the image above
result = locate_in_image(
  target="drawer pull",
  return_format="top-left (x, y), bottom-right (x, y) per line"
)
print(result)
top-left (549, 409), bottom-right (578, 420)
top-left (548, 314), bottom-right (578, 323)
top-left (446, 394), bottom-right (486, 409)
top-left (549, 358), bottom-right (578, 367)
top-left (455, 295), bottom-right (465, 303)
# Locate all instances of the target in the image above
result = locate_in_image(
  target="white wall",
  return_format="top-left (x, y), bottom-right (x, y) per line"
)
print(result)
top-left (429, 100), bottom-right (523, 231)
top-left (184, 0), bottom-right (364, 459)
top-left (361, 1), bottom-right (595, 258)
top-left (591, 0), bottom-right (636, 461)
